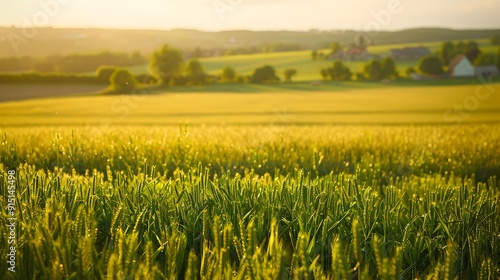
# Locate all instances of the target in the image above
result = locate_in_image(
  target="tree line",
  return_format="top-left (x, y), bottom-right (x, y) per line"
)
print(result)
top-left (411, 40), bottom-right (500, 76)
top-left (0, 51), bottom-right (146, 73)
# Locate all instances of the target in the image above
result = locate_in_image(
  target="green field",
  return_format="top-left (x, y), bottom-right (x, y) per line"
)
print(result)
top-left (1, 81), bottom-right (500, 279)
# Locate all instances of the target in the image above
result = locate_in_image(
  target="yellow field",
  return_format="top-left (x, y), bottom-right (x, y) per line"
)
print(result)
top-left (0, 83), bottom-right (499, 126)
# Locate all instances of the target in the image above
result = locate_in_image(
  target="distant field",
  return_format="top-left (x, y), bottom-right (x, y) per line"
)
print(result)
top-left (0, 84), bottom-right (105, 102)
top-left (0, 82), bottom-right (498, 126)
top-left (128, 38), bottom-right (497, 81)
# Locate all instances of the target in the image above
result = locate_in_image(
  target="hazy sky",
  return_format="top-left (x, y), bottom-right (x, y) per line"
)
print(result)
top-left (0, 0), bottom-right (499, 31)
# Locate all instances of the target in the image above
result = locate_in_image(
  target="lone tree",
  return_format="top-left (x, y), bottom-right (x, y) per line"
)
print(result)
top-left (417, 55), bottom-right (444, 75)
top-left (363, 59), bottom-right (383, 80)
top-left (221, 66), bottom-right (237, 83)
top-left (185, 59), bottom-right (206, 85)
top-left (283, 68), bottom-right (297, 82)
top-left (311, 50), bottom-right (318, 60)
top-left (251, 65), bottom-right (279, 83)
top-left (330, 42), bottom-right (342, 55)
top-left (381, 57), bottom-right (398, 79)
top-left (110, 69), bottom-right (137, 93)
top-left (150, 44), bottom-right (184, 85)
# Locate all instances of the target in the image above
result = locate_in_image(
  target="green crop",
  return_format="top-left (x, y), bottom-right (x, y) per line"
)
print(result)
top-left (0, 125), bottom-right (499, 279)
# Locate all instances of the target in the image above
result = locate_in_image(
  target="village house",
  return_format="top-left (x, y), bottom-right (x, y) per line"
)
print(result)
top-left (449, 55), bottom-right (475, 77)
top-left (388, 46), bottom-right (431, 60)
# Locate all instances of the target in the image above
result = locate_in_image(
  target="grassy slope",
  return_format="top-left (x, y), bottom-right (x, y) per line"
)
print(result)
top-left (0, 82), bottom-right (499, 126)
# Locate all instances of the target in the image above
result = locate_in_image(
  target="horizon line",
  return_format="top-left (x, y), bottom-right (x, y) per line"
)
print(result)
top-left (1, 25), bottom-right (500, 33)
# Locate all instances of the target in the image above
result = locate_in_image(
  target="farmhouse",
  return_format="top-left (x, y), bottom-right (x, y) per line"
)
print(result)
top-left (388, 46), bottom-right (431, 60)
top-left (344, 47), bottom-right (371, 61)
top-left (475, 65), bottom-right (499, 78)
top-left (449, 55), bottom-right (475, 77)
top-left (328, 47), bottom-right (371, 61)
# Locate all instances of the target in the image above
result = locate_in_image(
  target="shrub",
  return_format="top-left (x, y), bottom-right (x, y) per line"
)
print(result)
top-left (110, 69), bottom-right (137, 93)
top-left (417, 55), bottom-right (444, 75)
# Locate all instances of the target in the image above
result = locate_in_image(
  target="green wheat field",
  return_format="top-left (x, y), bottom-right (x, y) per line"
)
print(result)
top-left (0, 80), bottom-right (499, 279)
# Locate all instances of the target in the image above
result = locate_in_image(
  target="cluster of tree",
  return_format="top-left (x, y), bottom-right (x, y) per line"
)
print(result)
top-left (320, 57), bottom-right (398, 81)
top-left (417, 40), bottom-right (500, 76)
top-left (0, 51), bottom-right (146, 73)
top-left (150, 44), bottom-right (298, 87)
top-left (97, 65), bottom-right (156, 84)
top-left (320, 61), bottom-right (351, 81)
top-left (413, 37), bottom-right (500, 76)
top-left (149, 45), bottom-right (211, 86)
top-left (362, 57), bottom-right (398, 80)
top-left (250, 65), bottom-right (280, 83)
top-left (219, 66), bottom-right (296, 84)
top-left (439, 40), bottom-right (480, 65)
top-left (219, 66), bottom-right (250, 83)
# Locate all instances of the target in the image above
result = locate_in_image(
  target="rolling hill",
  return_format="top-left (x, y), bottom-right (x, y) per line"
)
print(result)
top-left (1, 27), bottom-right (499, 57)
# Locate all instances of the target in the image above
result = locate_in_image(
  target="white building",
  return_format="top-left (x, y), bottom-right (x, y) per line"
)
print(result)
top-left (449, 55), bottom-right (474, 77)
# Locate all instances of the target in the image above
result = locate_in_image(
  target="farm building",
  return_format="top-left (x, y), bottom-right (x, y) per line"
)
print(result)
top-left (388, 47), bottom-right (431, 60)
top-left (328, 47), bottom-right (371, 61)
top-left (449, 55), bottom-right (475, 77)
top-left (475, 65), bottom-right (499, 78)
